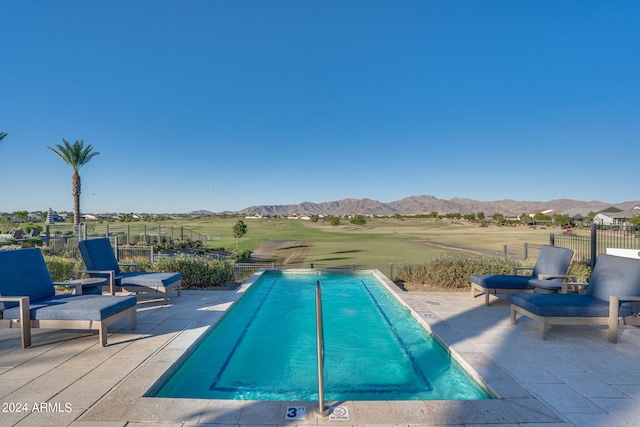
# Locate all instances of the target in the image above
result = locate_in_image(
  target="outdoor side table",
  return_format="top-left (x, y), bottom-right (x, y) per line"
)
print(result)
top-left (528, 279), bottom-right (588, 294)
top-left (54, 277), bottom-right (107, 295)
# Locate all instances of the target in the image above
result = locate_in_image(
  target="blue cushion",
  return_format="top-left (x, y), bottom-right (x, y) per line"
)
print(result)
top-left (0, 249), bottom-right (55, 310)
top-left (507, 293), bottom-right (633, 318)
top-left (2, 294), bottom-right (137, 321)
top-left (470, 274), bottom-right (534, 290)
top-left (118, 272), bottom-right (182, 290)
top-left (78, 238), bottom-right (120, 273)
top-left (531, 245), bottom-right (575, 278)
top-left (586, 254), bottom-right (640, 301)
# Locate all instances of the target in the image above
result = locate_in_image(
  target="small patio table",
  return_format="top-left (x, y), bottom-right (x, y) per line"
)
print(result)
top-left (53, 277), bottom-right (108, 295)
top-left (528, 278), bottom-right (588, 294)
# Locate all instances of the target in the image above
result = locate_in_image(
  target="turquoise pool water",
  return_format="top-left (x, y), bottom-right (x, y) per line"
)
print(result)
top-left (155, 270), bottom-right (490, 401)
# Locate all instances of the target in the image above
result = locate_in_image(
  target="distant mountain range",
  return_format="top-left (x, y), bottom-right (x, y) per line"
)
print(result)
top-left (194, 195), bottom-right (640, 217)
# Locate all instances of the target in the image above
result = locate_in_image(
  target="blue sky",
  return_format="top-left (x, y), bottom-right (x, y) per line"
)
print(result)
top-left (2, 1), bottom-right (639, 214)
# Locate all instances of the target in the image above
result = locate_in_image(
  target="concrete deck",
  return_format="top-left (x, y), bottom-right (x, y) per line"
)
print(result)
top-left (1, 282), bottom-right (639, 426)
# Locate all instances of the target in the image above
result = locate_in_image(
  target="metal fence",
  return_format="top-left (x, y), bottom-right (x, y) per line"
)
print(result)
top-left (41, 223), bottom-right (207, 258)
top-left (551, 223), bottom-right (640, 266)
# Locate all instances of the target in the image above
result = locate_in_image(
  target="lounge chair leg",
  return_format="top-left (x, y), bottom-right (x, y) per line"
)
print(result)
top-left (609, 298), bottom-right (620, 343)
top-left (484, 291), bottom-right (490, 306)
top-left (539, 320), bottom-right (549, 340)
top-left (510, 306), bottom-right (517, 325)
top-left (99, 322), bottom-right (107, 347)
top-left (130, 309), bottom-right (137, 330)
top-left (18, 297), bottom-right (31, 348)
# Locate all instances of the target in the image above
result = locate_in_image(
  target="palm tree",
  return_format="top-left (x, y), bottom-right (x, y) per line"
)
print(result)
top-left (47, 139), bottom-right (100, 228)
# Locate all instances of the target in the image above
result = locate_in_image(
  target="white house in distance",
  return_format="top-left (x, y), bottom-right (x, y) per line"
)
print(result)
top-left (594, 205), bottom-right (640, 226)
top-left (560, 205), bottom-right (640, 226)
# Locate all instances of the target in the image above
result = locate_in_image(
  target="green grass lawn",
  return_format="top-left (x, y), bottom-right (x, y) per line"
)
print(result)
top-left (170, 217), bottom-right (567, 265)
top-left (34, 216), bottom-right (574, 265)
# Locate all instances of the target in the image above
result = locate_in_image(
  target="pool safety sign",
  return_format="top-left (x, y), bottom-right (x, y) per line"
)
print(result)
top-left (329, 405), bottom-right (350, 420)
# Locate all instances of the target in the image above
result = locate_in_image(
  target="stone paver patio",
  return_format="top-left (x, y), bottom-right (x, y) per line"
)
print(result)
top-left (1, 273), bottom-right (639, 426)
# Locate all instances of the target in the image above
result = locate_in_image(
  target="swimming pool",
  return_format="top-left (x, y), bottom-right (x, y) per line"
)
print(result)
top-left (154, 270), bottom-right (491, 401)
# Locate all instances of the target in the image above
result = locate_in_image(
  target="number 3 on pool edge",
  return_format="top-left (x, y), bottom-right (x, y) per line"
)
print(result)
top-left (285, 406), bottom-right (305, 419)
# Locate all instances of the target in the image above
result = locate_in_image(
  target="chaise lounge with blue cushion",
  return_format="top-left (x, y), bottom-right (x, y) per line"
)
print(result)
top-left (507, 254), bottom-right (640, 342)
top-left (78, 238), bottom-right (181, 304)
top-left (470, 245), bottom-right (575, 305)
top-left (0, 248), bottom-right (137, 348)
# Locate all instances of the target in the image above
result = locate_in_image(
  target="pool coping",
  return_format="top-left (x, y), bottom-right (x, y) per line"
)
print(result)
top-left (78, 268), bottom-right (566, 426)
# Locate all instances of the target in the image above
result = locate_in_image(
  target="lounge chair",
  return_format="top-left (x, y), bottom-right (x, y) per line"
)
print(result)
top-left (9, 228), bottom-right (25, 240)
top-left (470, 245), bottom-right (575, 305)
top-left (78, 238), bottom-right (181, 304)
top-left (0, 248), bottom-right (137, 348)
top-left (507, 254), bottom-right (640, 342)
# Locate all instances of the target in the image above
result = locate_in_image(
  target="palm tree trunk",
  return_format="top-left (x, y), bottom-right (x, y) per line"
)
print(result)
top-left (72, 172), bottom-right (81, 227)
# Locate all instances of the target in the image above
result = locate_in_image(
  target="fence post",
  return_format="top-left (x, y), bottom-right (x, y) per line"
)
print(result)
top-left (503, 244), bottom-right (508, 258)
top-left (127, 224), bottom-right (131, 245)
top-left (390, 263), bottom-right (394, 281)
top-left (590, 223), bottom-right (597, 268)
top-left (45, 224), bottom-right (50, 247)
top-left (524, 242), bottom-right (528, 260)
top-left (106, 223), bottom-right (109, 238)
top-left (550, 233), bottom-right (555, 246)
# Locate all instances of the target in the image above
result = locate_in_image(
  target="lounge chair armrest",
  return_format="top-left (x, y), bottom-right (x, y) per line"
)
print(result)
top-left (0, 296), bottom-right (30, 304)
top-left (118, 263), bottom-right (139, 272)
top-left (512, 266), bottom-right (534, 275)
top-left (52, 282), bottom-right (84, 295)
top-left (611, 295), bottom-right (640, 305)
top-left (537, 274), bottom-right (577, 281)
top-left (78, 269), bottom-right (115, 275)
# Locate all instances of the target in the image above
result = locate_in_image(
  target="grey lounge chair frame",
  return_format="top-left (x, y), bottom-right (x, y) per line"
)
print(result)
top-left (470, 245), bottom-right (575, 305)
top-left (78, 238), bottom-right (181, 304)
top-left (0, 248), bottom-right (137, 348)
top-left (507, 254), bottom-right (640, 342)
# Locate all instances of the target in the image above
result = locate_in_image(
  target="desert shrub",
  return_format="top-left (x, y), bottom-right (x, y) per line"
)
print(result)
top-left (44, 256), bottom-right (81, 282)
top-left (568, 262), bottom-right (592, 283)
top-left (0, 238), bottom-right (18, 247)
top-left (21, 238), bottom-right (43, 248)
top-left (147, 255), bottom-right (235, 288)
top-left (227, 249), bottom-right (252, 261)
top-left (397, 255), bottom-right (516, 290)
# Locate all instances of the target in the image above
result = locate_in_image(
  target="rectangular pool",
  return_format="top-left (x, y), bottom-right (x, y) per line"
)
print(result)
top-left (154, 270), bottom-right (491, 401)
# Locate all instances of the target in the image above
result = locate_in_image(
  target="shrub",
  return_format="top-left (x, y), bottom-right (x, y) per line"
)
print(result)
top-left (227, 249), bottom-right (252, 261)
top-left (147, 255), bottom-right (235, 288)
top-left (568, 262), bottom-right (592, 283)
top-left (396, 255), bottom-right (594, 291)
top-left (397, 255), bottom-right (516, 290)
top-left (21, 238), bottom-right (43, 248)
top-left (44, 256), bottom-right (81, 282)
